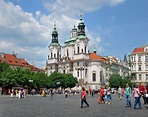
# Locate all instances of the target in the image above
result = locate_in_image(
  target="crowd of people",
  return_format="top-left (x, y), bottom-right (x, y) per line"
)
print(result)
top-left (7, 82), bottom-right (148, 110)
top-left (96, 83), bottom-right (148, 110)
top-left (8, 88), bottom-right (27, 98)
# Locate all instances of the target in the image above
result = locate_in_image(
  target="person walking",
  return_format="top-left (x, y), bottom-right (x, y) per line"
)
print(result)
top-left (50, 88), bottom-right (53, 99)
top-left (106, 86), bottom-right (111, 104)
top-left (125, 83), bottom-right (132, 107)
top-left (18, 89), bottom-right (21, 98)
top-left (118, 86), bottom-right (122, 100)
top-left (104, 85), bottom-right (108, 104)
top-left (133, 85), bottom-right (143, 109)
top-left (81, 87), bottom-right (89, 108)
top-left (92, 89), bottom-right (94, 97)
top-left (139, 83), bottom-right (146, 104)
top-left (98, 86), bottom-right (105, 104)
top-left (15, 89), bottom-right (19, 98)
top-left (10, 89), bottom-right (14, 98)
top-left (121, 88), bottom-right (125, 98)
top-left (146, 84), bottom-right (148, 104)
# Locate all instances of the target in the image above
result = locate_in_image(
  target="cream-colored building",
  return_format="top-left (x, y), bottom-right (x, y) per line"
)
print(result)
top-left (130, 44), bottom-right (148, 84)
top-left (46, 15), bottom-right (129, 89)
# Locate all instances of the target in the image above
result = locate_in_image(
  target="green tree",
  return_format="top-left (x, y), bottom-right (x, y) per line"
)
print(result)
top-left (64, 73), bottom-right (78, 88)
top-left (48, 72), bottom-right (78, 89)
top-left (108, 74), bottom-right (122, 88)
top-left (122, 75), bottom-right (132, 88)
top-left (49, 71), bottom-right (64, 88)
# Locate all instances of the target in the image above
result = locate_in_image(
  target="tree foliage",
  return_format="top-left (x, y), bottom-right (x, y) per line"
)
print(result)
top-left (108, 74), bottom-right (132, 88)
top-left (108, 74), bottom-right (122, 88)
top-left (0, 63), bottom-right (78, 89)
top-left (49, 71), bottom-right (78, 89)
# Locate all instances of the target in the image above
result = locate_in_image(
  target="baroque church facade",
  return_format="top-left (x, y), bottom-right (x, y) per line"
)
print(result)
top-left (46, 15), bottom-right (129, 90)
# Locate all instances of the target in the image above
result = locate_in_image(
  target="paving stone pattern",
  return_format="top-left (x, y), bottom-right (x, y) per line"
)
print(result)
top-left (0, 94), bottom-right (147, 117)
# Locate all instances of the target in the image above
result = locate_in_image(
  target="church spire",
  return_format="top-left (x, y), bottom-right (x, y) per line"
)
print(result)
top-left (93, 45), bottom-right (96, 53)
top-left (77, 12), bottom-right (85, 36)
top-left (51, 21), bottom-right (59, 44)
top-left (71, 23), bottom-right (77, 38)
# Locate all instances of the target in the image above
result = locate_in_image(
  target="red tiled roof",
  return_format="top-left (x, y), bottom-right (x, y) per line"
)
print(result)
top-left (0, 56), bottom-right (5, 63)
top-left (132, 48), bottom-right (144, 54)
top-left (89, 52), bottom-right (106, 63)
top-left (19, 58), bottom-right (30, 66)
top-left (4, 54), bottom-right (23, 66)
top-left (0, 53), bottom-right (43, 72)
top-left (30, 65), bottom-right (43, 71)
top-left (20, 58), bottom-right (43, 71)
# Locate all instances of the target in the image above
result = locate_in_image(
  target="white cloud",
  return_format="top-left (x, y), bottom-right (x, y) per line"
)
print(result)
top-left (105, 43), bottom-right (110, 46)
top-left (97, 46), bottom-right (104, 54)
top-left (44, 0), bottom-right (125, 16)
top-left (0, 0), bottom-right (125, 68)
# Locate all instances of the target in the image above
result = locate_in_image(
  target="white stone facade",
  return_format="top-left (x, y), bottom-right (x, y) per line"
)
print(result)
top-left (46, 16), bottom-right (129, 90)
top-left (130, 45), bottom-right (148, 84)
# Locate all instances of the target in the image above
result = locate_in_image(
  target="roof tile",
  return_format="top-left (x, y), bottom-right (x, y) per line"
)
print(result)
top-left (89, 52), bottom-right (106, 62)
top-left (4, 54), bottom-right (23, 66)
top-left (132, 48), bottom-right (144, 53)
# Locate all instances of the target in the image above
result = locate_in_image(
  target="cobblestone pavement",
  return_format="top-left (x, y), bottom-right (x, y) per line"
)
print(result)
top-left (0, 94), bottom-right (147, 117)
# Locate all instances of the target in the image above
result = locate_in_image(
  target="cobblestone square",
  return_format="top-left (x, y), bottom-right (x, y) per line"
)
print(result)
top-left (0, 94), bottom-right (147, 117)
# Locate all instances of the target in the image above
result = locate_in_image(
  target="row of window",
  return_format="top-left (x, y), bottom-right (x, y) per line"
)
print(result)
top-left (131, 64), bottom-right (148, 71)
top-left (50, 52), bottom-right (60, 59)
top-left (133, 74), bottom-right (148, 80)
top-left (131, 55), bottom-right (148, 62)
top-left (49, 46), bottom-right (88, 58)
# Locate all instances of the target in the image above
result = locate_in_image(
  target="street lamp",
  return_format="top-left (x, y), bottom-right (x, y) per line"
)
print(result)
top-left (78, 67), bottom-right (84, 87)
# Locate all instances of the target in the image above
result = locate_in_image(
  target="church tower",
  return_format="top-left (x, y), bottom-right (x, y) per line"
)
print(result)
top-left (47, 22), bottom-right (61, 76)
top-left (73, 13), bottom-right (89, 60)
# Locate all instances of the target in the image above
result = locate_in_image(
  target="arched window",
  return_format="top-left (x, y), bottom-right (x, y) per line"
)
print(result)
top-left (85, 69), bottom-right (87, 77)
top-left (81, 49), bottom-right (83, 53)
top-left (77, 70), bottom-right (79, 77)
top-left (63, 70), bottom-right (65, 74)
top-left (85, 46), bottom-right (86, 53)
top-left (51, 52), bottom-right (52, 58)
top-left (92, 72), bottom-right (96, 81)
top-left (54, 54), bottom-right (56, 58)
top-left (67, 49), bottom-right (69, 56)
top-left (57, 52), bottom-right (59, 58)
top-left (77, 46), bottom-right (79, 54)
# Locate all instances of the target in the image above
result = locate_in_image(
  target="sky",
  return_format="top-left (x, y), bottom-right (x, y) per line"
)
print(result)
top-left (0, 0), bottom-right (148, 68)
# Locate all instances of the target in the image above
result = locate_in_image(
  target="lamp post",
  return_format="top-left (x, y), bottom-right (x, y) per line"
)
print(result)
top-left (28, 80), bottom-right (33, 94)
top-left (78, 67), bottom-right (84, 87)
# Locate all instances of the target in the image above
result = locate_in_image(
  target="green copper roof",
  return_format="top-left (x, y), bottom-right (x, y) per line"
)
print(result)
top-left (78, 21), bottom-right (84, 24)
top-left (72, 25), bottom-right (77, 31)
top-left (64, 38), bottom-right (76, 43)
top-left (50, 43), bottom-right (60, 46)
top-left (77, 35), bottom-right (86, 39)
top-left (93, 46), bottom-right (96, 52)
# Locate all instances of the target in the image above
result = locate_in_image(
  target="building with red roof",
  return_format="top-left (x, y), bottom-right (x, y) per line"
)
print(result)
top-left (0, 53), bottom-right (43, 72)
top-left (130, 44), bottom-right (148, 84)
top-left (46, 15), bottom-right (129, 89)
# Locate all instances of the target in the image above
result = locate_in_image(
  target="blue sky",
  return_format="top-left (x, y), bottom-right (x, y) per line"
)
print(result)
top-left (0, 0), bottom-right (148, 68)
